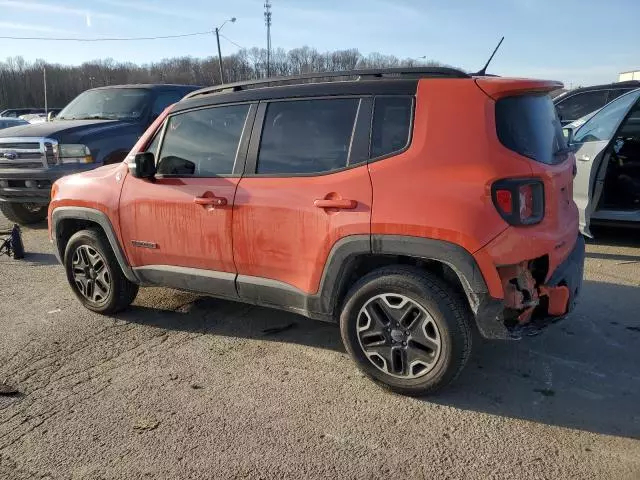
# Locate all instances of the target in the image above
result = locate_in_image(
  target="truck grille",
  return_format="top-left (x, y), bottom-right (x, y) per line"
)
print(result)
top-left (0, 137), bottom-right (58, 168)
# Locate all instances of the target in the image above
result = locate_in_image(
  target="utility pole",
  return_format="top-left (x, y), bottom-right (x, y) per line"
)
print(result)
top-left (264, 1), bottom-right (272, 77)
top-left (43, 66), bottom-right (48, 116)
top-left (214, 17), bottom-right (236, 85)
top-left (215, 27), bottom-right (224, 84)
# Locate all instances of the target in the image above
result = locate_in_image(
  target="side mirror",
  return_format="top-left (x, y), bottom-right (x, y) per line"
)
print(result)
top-left (132, 152), bottom-right (156, 179)
top-left (47, 111), bottom-right (57, 122)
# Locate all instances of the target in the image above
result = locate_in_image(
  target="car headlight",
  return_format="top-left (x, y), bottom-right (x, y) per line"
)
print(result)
top-left (57, 144), bottom-right (93, 164)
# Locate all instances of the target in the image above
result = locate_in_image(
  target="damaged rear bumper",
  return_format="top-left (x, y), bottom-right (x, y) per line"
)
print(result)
top-left (475, 235), bottom-right (585, 339)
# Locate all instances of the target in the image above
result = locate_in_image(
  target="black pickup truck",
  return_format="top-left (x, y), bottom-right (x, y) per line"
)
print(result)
top-left (0, 84), bottom-right (199, 224)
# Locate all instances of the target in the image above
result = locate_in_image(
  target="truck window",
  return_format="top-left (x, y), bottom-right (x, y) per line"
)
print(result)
top-left (152, 91), bottom-right (188, 118)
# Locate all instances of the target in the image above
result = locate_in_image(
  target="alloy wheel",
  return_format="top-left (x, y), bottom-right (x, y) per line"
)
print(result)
top-left (71, 245), bottom-right (111, 304)
top-left (356, 293), bottom-right (442, 379)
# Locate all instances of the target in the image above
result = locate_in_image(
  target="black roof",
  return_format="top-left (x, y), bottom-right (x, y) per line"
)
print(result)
top-left (185, 67), bottom-right (469, 101)
top-left (173, 67), bottom-right (469, 112)
top-left (90, 84), bottom-right (202, 91)
top-left (174, 79), bottom-right (421, 113)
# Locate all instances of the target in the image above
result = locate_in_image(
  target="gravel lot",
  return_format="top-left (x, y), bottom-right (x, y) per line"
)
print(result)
top-left (1, 216), bottom-right (639, 480)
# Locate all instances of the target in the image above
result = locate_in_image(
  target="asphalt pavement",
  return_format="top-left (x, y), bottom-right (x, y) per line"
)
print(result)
top-left (0, 219), bottom-right (639, 479)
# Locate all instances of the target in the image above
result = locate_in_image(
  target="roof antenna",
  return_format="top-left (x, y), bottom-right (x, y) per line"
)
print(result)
top-left (474, 36), bottom-right (504, 76)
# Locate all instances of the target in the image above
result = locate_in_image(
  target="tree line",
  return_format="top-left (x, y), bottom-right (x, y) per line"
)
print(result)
top-left (0, 47), bottom-right (445, 110)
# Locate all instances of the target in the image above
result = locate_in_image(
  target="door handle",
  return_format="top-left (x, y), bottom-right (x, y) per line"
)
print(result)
top-left (194, 195), bottom-right (227, 207)
top-left (314, 199), bottom-right (357, 209)
top-left (577, 155), bottom-right (590, 162)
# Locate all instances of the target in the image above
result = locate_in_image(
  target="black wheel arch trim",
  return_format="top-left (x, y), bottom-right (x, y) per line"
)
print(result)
top-left (369, 235), bottom-right (488, 311)
top-left (50, 206), bottom-right (138, 283)
top-left (270, 234), bottom-right (492, 321)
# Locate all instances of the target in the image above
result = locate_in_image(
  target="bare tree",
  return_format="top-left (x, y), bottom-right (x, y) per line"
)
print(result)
top-left (0, 48), bottom-right (447, 109)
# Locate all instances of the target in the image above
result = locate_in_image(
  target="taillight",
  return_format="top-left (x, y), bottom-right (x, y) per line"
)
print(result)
top-left (492, 179), bottom-right (544, 225)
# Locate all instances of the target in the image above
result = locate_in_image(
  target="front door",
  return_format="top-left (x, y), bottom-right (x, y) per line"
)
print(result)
top-left (232, 97), bottom-right (373, 305)
top-left (119, 103), bottom-right (255, 297)
top-left (571, 89), bottom-right (640, 235)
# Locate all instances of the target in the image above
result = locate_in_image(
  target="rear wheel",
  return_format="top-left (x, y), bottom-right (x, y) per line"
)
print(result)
top-left (0, 202), bottom-right (48, 225)
top-left (64, 229), bottom-right (138, 314)
top-left (339, 266), bottom-right (472, 396)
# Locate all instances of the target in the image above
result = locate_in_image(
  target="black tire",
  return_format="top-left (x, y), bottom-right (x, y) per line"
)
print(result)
top-left (339, 266), bottom-right (472, 396)
top-left (0, 202), bottom-right (48, 225)
top-left (64, 229), bottom-right (138, 314)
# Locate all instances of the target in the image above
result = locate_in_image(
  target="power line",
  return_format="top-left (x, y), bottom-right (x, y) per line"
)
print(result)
top-left (219, 33), bottom-right (244, 50)
top-left (0, 30), bottom-right (215, 42)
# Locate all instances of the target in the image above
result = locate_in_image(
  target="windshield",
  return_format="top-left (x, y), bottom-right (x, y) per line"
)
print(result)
top-left (57, 88), bottom-right (151, 121)
top-left (495, 93), bottom-right (567, 164)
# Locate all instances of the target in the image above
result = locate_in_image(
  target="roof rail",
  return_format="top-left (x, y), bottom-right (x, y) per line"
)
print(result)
top-left (185, 67), bottom-right (470, 99)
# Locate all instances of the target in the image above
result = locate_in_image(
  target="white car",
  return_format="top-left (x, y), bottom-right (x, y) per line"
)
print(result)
top-left (19, 113), bottom-right (48, 124)
top-left (565, 88), bottom-right (640, 234)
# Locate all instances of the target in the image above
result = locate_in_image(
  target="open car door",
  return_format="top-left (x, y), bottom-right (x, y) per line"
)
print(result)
top-left (570, 89), bottom-right (640, 236)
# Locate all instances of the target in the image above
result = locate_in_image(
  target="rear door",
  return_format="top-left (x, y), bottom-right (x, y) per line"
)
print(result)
top-left (232, 96), bottom-right (372, 305)
top-left (571, 89), bottom-right (640, 235)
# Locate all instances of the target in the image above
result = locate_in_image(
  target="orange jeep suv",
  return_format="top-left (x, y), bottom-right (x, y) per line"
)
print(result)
top-left (48, 68), bottom-right (584, 395)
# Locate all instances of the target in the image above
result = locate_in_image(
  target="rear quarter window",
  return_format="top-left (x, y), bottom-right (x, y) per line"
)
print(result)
top-left (371, 96), bottom-right (413, 159)
top-left (496, 94), bottom-right (566, 165)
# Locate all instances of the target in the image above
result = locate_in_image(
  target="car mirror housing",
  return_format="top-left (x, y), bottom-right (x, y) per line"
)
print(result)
top-left (132, 152), bottom-right (156, 179)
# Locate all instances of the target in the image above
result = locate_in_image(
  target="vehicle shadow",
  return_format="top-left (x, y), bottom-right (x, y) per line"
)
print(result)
top-left (431, 279), bottom-right (640, 440)
top-left (118, 280), bottom-right (639, 439)
top-left (118, 289), bottom-right (344, 353)
top-left (23, 252), bottom-right (59, 266)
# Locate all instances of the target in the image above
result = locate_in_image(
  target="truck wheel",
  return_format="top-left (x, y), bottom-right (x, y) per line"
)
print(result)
top-left (339, 266), bottom-right (472, 396)
top-left (64, 229), bottom-right (138, 314)
top-left (0, 202), bottom-right (47, 225)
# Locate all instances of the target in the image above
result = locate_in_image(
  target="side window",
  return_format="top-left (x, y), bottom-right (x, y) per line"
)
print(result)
top-left (555, 90), bottom-right (609, 122)
top-left (257, 98), bottom-right (359, 174)
top-left (157, 104), bottom-right (250, 176)
top-left (607, 88), bottom-right (632, 103)
top-left (371, 96), bottom-right (413, 158)
top-left (152, 90), bottom-right (188, 118)
top-left (574, 90), bottom-right (640, 143)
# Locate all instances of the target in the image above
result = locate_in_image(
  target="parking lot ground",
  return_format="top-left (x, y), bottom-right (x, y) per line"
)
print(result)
top-left (1, 220), bottom-right (639, 479)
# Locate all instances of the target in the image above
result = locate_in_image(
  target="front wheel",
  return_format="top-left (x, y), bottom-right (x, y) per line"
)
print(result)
top-left (64, 229), bottom-right (139, 314)
top-left (0, 202), bottom-right (48, 225)
top-left (340, 266), bottom-right (472, 396)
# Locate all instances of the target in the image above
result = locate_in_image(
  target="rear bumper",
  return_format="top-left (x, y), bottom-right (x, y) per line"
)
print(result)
top-left (475, 235), bottom-right (585, 339)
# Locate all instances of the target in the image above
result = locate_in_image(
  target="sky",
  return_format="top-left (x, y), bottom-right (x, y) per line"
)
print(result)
top-left (0, 0), bottom-right (638, 88)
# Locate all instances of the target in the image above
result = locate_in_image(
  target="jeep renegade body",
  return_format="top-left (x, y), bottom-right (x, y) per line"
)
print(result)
top-left (48, 68), bottom-right (584, 395)
top-left (0, 84), bottom-right (198, 225)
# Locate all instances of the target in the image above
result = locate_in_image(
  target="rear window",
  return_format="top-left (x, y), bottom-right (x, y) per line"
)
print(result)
top-left (496, 94), bottom-right (566, 165)
top-left (371, 96), bottom-right (413, 158)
